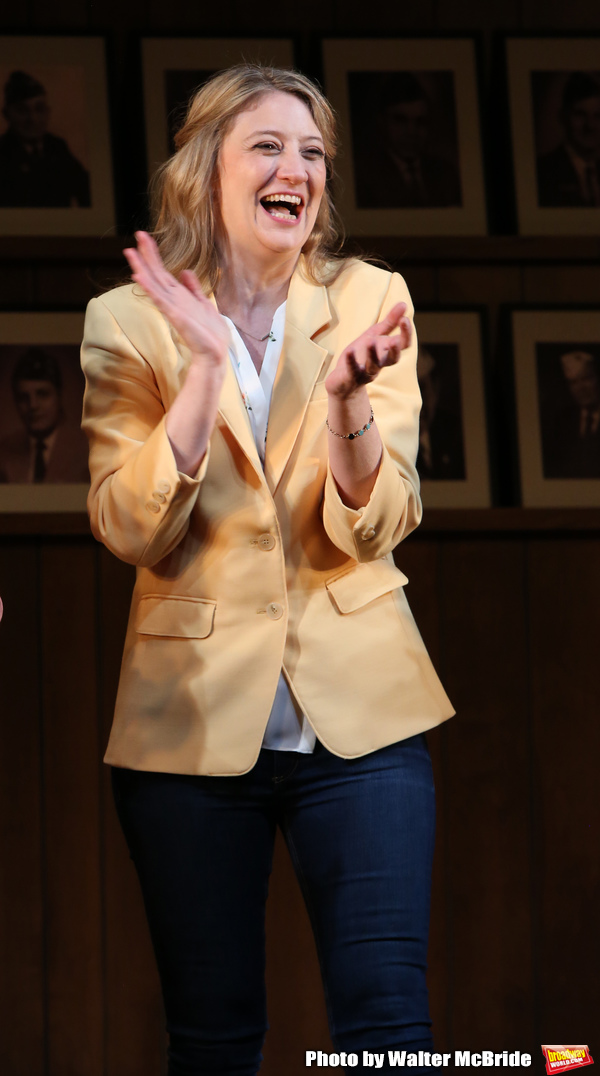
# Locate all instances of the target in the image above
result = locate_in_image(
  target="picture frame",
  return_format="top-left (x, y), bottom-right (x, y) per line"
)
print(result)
top-left (510, 307), bottom-right (600, 507)
top-left (0, 312), bottom-right (89, 512)
top-left (415, 310), bottom-right (491, 508)
top-left (141, 37), bottom-right (296, 176)
top-left (505, 36), bottom-right (600, 235)
top-left (320, 37), bottom-right (487, 236)
top-left (0, 35), bottom-right (115, 236)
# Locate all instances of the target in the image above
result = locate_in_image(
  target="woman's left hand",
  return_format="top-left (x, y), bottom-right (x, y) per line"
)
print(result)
top-left (325, 302), bottom-right (411, 399)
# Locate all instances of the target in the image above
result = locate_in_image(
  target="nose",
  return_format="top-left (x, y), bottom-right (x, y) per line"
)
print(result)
top-left (275, 146), bottom-right (308, 185)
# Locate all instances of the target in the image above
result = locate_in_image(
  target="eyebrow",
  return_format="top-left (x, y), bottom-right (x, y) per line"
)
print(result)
top-left (246, 128), bottom-right (325, 143)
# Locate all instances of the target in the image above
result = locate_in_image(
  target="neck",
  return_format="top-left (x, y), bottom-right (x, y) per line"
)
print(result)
top-left (215, 244), bottom-right (299, 323)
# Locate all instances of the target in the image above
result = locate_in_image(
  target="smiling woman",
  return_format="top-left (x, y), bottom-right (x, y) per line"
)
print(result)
top-left (80, 63), bottom-right (453, 1076)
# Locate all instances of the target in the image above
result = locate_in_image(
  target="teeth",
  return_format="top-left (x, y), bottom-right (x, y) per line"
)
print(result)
top-left (262, 194), bottom-right (302, 204)
top-left (269, 209), bottom-right (297, 221)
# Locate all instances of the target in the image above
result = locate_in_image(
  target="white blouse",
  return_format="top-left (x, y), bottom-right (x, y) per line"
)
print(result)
top-left (222, 303), bottom-right (316, 754)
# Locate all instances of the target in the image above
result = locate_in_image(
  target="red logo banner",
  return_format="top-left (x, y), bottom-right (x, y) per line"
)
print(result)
top-left (542, 1046), bottom-right (594, 1073)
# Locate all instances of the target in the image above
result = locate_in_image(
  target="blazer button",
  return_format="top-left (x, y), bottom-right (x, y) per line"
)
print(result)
top-left (266, 602), bottom-right (283, 620)
top-left (361, 525), bottom-right (376, 540)
top-left (258, 533), bottom-right (276, 550)
top-left (152, 491), bottom-right (167, 503)
top-left (156, 480), bottom-right (171, 494)
top-left (146, 500), bottom-right (161, 513)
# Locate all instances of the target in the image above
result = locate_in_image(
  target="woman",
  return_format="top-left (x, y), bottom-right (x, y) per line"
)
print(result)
top-left (81, 64), bottom-right (453, 1076)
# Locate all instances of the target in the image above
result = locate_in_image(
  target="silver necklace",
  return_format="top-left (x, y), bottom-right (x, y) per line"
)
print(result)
top-left (224, 317), bottom-right (276, 344)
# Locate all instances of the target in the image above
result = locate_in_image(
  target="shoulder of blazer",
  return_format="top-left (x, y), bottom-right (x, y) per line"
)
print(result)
top-left (325, 258), bottom-right (401, 315)
top-left (86, 283), bottom-right (179, 372)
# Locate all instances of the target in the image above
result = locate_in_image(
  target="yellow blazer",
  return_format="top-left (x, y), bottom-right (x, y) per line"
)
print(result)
top-left (81, 257), bottom-right (453, 776)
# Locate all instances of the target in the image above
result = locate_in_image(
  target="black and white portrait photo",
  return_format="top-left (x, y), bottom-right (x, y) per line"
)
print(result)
top-left (0, 36), bottom-right (115, 235)
top-left (0, 65), bottom-right (90, 208)
top-left (348, 70), bottom-right (462, 210)
top-left (506, 37), bottom-right (600, 234)
top-left (536, 342), bottom-right (600, 479)
top-left (533, 70), bottom-right (600, 208)
top-left (0, 344), bottom-right (89, 485)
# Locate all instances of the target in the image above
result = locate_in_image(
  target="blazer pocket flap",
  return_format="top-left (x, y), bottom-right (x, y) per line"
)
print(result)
top-left (135, 595), bottom-right (216, 638)
top-left (326, 560), bottom-right (408, 614)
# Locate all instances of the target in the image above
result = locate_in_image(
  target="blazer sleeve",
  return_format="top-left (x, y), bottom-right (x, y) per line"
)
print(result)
top-left (81, 294), bottom-right (209, 567)
top-left (321, 271), bottom-right (422, 562)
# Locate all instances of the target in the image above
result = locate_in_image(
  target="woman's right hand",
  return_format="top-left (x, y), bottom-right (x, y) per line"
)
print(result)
top-left (124, 231), bottom-right (229, 374)
top-left (123, 232), bottom-right (229, 477)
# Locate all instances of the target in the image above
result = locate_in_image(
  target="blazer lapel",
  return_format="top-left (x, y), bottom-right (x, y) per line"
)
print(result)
top-left (263, 265), bottom-right (332, 494)
top-left (216, 352), bottom-right (264, 477)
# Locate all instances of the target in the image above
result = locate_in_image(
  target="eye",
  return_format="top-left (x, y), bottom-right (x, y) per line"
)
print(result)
top-left (254, 141), bottom-right (280, 152)
top-left (303, 147), bottom-right (325, 160)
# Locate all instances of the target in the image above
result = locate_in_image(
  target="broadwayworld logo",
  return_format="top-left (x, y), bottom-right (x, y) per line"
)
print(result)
top-left (542, 1046), bottom-right (594, 1073)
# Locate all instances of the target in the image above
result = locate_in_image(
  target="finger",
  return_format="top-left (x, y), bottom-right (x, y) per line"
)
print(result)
top-left (371, 302), bottom-right (408, 338)
top-left (398, 315), bottom-right (412, 349)
top-left (379, 338), bottom-right (403, 367)
top-left (134, 231), bottom-right (180, 292)
top-left (179, 269), bottom-right (211, 305)
top-left (345, 349), bottom-right (372, 386)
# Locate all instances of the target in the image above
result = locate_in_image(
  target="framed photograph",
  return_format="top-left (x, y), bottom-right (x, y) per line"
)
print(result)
top-left (0, 36), bottom-right (115, 236)
top-left (511, 308), bottom-right (600, 507)
top-left (0, 312), bottom-right (89, 512)
top-left (415, 310), bottom-right (491, 508)
top-left (320, 37), bottom-right (487, 236)
top-left (506, 36), bottom-right (600, 234)
top-left (142, 37), bottom-right (296, 175)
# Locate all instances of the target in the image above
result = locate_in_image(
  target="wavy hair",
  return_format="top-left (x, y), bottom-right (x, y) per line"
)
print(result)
top-left (150, 64), bottom-right (347, 293)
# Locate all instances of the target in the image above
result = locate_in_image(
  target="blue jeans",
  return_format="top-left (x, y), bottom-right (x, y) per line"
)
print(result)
top-left (111, 734), bottom-right (436, 1075)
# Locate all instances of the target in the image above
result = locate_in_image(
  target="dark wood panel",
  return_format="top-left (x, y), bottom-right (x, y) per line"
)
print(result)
top-left (440, 539), bottom-right (534, 1049)
top-left (28, 0), bottom-right (89, 26)
top-left (98, 548), bottom-right (165, 1076)
top-left (147, 0), bottom-right (235, 31)
top-left (332, 0), bottom-right (434, 31)
top-left (527, 538), bottom-right (600, 1042)
top-left (523, 0), bottom-right (600, 27)
top-left (4, 235), bottom-right (600, 265)
top-left (5, 508), bottom-right (600, 539)
top-left (40, 542), bottom-right (104, 1076)
top-left (33, 265), bottom-right (97, 309)
top-left (0, 264), bottom-right (34, 306)
top-left (0, 543), bottom-right (45, 1076)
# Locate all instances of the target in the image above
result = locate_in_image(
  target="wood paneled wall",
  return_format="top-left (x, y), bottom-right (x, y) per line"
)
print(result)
top-left (1, 525), bottom-right (598, 1074)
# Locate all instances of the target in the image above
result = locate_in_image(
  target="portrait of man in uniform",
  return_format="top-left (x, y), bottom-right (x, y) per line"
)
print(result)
top-left (0, 69), bottom-right (91, 208)
top-left (0, 346), bottom-right (89, 484)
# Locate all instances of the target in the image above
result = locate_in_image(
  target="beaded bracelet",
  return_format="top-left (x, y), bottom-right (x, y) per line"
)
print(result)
top-left (326, 405), bottom-right (374, 440)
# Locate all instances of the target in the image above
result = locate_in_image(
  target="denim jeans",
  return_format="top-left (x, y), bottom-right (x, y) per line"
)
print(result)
top-left (111, 734), bottom-right (436, 1075)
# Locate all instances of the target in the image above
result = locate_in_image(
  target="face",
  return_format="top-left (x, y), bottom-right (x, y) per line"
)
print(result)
top-left (562, 354), bottom-right (600, 408)
top-left (218, 90), bottom-right (327, 264)
top-left (3, 95), bottom-right (50, 142)
top-left (382, 98), bottom-right (430, 159)
top-left (14, 379), bottom-right (62, 437)
top-left (562, 95), bottom-right (600, 159)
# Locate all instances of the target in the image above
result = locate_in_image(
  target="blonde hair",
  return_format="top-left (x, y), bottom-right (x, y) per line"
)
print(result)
top-left (150, 64), bottom-right (347, 292)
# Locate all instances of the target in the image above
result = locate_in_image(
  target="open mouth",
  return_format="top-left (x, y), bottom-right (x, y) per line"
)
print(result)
top-left (260, 193), bottom-right (304, 222)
